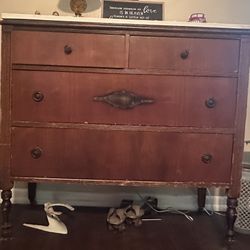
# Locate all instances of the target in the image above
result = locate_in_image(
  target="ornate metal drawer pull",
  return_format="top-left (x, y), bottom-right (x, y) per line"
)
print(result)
top-left (205, 97), bottom-right (217, 109)
top-left (31, 147), bottom-right (42, 159)
top-left (32, 91), bottom-right (44, 102)
top-left (201, 154), bottom-right (213, 164)
top-left (93, 90), bottom-right (155, 110)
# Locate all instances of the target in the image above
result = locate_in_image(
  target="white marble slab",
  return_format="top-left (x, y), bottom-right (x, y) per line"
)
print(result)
top-left (1, 12), bottom-right (250, 30)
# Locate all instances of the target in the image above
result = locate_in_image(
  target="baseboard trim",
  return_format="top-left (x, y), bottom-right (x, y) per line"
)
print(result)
top-left (11, 183), bottom-right (227, 212)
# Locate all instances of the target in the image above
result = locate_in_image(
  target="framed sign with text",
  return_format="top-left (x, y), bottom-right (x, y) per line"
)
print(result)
top-left (102, 1), bottom-right (164, 20)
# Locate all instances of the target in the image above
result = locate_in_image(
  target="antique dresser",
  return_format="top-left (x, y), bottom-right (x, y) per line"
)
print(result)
top-left (0, 14), bottom-right (250, 240)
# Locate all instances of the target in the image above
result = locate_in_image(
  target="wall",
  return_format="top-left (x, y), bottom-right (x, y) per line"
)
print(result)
top-left (0, 0), bottom-right (250, 211)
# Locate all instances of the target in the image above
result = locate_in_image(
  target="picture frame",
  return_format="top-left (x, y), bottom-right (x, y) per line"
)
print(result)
top-left (102, 0), bottom-right (165, 21)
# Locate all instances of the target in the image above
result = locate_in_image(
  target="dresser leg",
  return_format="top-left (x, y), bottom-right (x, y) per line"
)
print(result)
top-left (28, 183), bottom-right (37, 205)
top-left (197, 188), bottom-right (207, 214)
top-left (226, 197), bottom-right (237, 242)
top-left (1, 190), bottom-right (12, 240)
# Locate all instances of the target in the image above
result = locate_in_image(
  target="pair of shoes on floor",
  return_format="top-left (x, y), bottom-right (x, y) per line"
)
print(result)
top-left (107, 204), bottom-right (144, 232)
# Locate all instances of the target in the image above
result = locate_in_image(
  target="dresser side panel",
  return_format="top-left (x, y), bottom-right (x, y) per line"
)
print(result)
top-left (229, 38), bottom-right (250, 197)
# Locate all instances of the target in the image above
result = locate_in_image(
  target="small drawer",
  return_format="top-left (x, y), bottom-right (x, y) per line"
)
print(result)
top-left (11, 31), bottom-right (127, 68)
top-left (11, 127), bottom-right (233, 183)
top-left (129, 36), bottom-right (239, 75)
top-left (12, 70), bottom-right (237, 128)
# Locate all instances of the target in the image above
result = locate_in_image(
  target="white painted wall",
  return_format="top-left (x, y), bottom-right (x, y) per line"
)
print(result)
top-left (0, 0), bottom-right (250, 211)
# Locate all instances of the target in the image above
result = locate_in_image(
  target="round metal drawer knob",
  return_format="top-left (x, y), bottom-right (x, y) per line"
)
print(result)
top-left (201, 154), bottom-right (213, 164)
top-left (64, 45), bottom-right (73, 55)
top-left (32, 91), bottom-right (44, 102)
top-left (205, 98), bottom-right (216, 109)
top-left (31, 147), bottom-right (42, 159)
top-left (180, 50), bottom-right (189, 60)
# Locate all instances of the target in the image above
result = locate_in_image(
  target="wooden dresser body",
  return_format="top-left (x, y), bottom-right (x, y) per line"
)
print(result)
top-left (1, 17), bottom-right (250, 239)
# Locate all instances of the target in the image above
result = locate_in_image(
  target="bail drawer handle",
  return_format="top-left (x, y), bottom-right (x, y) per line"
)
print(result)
top-left (93, 90), bottom-right (155, 110)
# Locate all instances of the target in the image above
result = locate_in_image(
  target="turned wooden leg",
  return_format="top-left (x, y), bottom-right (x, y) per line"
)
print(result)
top-left (197, 188), bottom-right (207, 214)
top-left (28, 183), bottom-right (37, 205)
top-left (226, 197), bottom-right (237, 242)
top-left (1, 190), bottom-right (12, 240)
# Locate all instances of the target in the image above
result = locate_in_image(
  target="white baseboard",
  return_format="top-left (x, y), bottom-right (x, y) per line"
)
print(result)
top-left (11, 182), bottom-right (227, 211)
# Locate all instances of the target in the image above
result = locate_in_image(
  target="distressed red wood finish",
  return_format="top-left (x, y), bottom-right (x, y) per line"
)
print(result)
top-left (1, 17), bottom-right (250, 241)
top-left (11, 127), bottom-right (233, 183)
top-left (12, 71), bottom-right (237, 128)
top-left (11, 31), bottom-right (127, 68)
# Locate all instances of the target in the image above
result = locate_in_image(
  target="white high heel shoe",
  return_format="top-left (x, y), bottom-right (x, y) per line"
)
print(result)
top-left (23, 202), bottom-right (75, 234)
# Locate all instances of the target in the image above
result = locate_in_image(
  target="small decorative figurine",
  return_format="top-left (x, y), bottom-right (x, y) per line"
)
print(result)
top-left (188, 13), bottom-right (207, 23)
top-left (70, 0), bottom-right (87, 17)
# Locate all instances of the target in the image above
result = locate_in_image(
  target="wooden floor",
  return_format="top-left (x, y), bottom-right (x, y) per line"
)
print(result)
top-left (0, 205), bottom-right (250, 250)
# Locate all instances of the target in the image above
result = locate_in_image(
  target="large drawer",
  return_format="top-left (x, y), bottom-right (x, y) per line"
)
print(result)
top-left (11, 127), bottom-right (233, 183)
top-left (11, 31), bottom-right (127, 68)
top-left (129, 36), bottom-right (239, 75)
top-left (12, 70), bottom-right (237, 128)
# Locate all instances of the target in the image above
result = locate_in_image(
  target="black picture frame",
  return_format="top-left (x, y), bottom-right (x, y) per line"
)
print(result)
top-left (102, 0), bottom-right (164, 21)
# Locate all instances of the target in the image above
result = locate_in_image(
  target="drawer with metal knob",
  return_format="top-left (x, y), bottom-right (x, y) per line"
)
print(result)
top-left (11, 31), bottom-right (127, 68)
top-left (11, 127), bottom-right (233, 184)
top-left (129, 36), bottom-right (240, 75)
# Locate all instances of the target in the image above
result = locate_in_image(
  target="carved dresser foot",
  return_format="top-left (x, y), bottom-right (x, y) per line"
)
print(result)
top-left (1, 190), bottom-right (12, 240)
top-left (226, 197), bottom-right (238, 242)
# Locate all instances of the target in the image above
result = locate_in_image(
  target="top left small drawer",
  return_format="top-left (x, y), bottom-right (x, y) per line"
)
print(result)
top-left (11, 31), bottom-right (127, 68)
